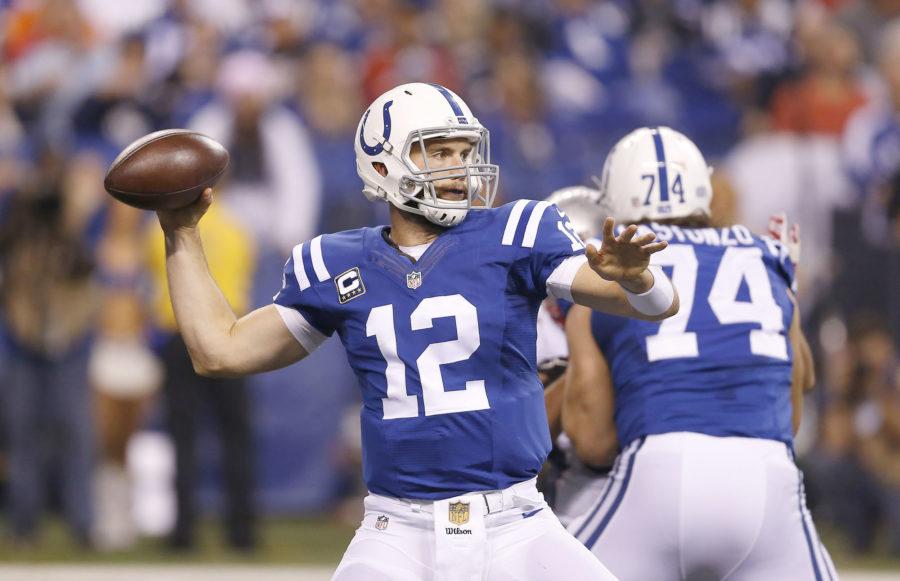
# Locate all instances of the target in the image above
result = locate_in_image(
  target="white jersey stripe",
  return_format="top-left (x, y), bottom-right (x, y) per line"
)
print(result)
top-left (501, 200), bottom-right (531, 246)
top-left (310, 235), bottom-right (330, 282)
top-left (292, 243), bottom-right (311, 291)
top-left (522, 201), bottom-right (550, 248)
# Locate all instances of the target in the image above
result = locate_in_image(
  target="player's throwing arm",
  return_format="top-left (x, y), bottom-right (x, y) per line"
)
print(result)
top-left (102, 130), bottom-right (309, 377)
top-left (157, 189), bottom-right (308, 376)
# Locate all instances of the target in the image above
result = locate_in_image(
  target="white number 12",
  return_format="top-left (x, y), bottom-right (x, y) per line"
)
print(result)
top-left (647, 246), bottom-right (788, 362)
top-left (366, 294), bottom-right (489, 419)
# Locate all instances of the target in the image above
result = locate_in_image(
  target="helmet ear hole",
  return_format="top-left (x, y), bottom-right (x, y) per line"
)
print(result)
top-left (372, 162), bottom-right (388, 177)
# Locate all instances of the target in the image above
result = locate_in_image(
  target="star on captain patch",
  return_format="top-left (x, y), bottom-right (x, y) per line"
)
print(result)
top-left (448, 501), bottom-right (470, 526)
top-left (406, 271), bottom-right (422, 290)
top-left (375, 515), bottom-right (389, 531)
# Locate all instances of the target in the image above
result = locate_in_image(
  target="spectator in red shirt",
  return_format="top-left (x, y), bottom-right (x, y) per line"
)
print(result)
top-left (359, 0), bottom-right (460, 103)
top-left (770, 17), bottom-right (867, 136)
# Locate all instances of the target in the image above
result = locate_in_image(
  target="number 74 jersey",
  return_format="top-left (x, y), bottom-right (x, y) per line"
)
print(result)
top-left (273, 201), bottom-right (586, 500)
top-left (588, 223), bottom-right (798, 448)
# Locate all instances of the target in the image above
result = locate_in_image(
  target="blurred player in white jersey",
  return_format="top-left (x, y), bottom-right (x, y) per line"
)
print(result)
top-left (564, 127), bottom-right (838, 580)
top-left (535, 186), bottom-right (613, 527)
top-left (154, 83), bottom-right (684, 580)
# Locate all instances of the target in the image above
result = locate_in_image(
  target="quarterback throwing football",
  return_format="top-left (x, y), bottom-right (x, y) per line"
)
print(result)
top-left (155, 83), bottom-right (679, 580)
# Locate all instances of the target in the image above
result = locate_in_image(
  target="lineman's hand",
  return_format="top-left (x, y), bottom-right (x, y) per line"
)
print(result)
top-left (767, 212), bottom-right (801, 265)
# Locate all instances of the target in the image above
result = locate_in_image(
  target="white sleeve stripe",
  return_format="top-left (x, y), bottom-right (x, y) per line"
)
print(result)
top-left (501, 200), bottom-right (531, 246)
top-left (310, 235), bottom-right (330, 282)
top-left (522, 201), bottom-right (550, 248)
top-left (292, 243), bottom-right (311, 291)
top-left (547, 255), bottom-right (587, 302)
top-left (274, 304), bottom-right (327, 353)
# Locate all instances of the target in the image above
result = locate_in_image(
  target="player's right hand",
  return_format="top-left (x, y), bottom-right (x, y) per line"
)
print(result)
top-left (157, 187), bottom-right (213, 233)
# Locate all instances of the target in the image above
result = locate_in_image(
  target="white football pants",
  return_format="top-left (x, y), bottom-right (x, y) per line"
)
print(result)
top-left (333, 477), bottom-right (617, 581)
top-left (567, 433), bottom-right (838, 581)
top-left (552, 458), bottom-right (609, 529)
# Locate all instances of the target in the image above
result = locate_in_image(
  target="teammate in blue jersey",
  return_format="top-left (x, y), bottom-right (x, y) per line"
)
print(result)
top-left (563, 127), bottom-right (837, 580)
top-left (154, 83), bottom-right (679, 580)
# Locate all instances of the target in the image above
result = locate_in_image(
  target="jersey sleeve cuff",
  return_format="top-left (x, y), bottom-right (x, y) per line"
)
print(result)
top-left (546, 255), bottom-right (588, 302)
top-left (274, 304), bottom-right (328, 353)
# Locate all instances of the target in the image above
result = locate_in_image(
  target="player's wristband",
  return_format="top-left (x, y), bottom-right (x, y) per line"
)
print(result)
top-left (623, 265), bottom-right (674, 316)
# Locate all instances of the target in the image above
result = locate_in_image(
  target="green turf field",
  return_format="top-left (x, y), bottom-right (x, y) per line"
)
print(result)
top-left (0, 517), bottom-right (354, 565)
top-left (1, 516), bottom-right (898, 575)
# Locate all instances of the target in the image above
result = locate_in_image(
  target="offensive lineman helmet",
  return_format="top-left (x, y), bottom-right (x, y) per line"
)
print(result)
top-left (596, 127), bottom-right (712, 223)
top-left (545, 186), bottom-right (606, 241)
top-left (354, 82), bottom-right (499, 227)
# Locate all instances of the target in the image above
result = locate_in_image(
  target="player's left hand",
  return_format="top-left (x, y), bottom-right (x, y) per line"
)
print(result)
top-left (767, 212), bottom-right (800, 265)
top-left (587, 217), bottom-right (668, 293)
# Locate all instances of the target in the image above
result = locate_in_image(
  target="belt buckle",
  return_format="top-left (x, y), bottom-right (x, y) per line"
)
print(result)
top-left (481, 491), bottom-right (504, 514)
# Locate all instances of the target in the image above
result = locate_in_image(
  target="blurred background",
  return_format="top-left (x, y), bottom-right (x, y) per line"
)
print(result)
top-left (0, 0), bottom-right (899, 576)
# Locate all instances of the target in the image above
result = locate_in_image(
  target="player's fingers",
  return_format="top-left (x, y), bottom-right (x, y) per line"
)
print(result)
top-left (642, 241), bottom-right (668, 254)
top-left (618, 224), bottom-right (638, 243)
top-left (602, 217), bottom-right (615, 243)
top-left (767, 212), bottom-right (786, 239)
top-left (632, 232), bottom-right (657, 246)
top-left (586, 243), bottom-right (600, 262)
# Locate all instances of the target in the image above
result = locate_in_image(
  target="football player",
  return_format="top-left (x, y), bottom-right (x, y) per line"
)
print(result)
top-left (564, 127), bottom-right (836, 580)
top-left (155, 83), bottom-right (679, 580)
top-left (534, 186), bottom-right (614, 527)
top-left (537, 186), bottom-right (608, 396)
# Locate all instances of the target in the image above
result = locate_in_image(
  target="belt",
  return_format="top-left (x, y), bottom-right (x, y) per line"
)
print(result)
top-left (480, 485), bottom-right (515, 515)
top-left (397, 477), bottom-right (538, 515)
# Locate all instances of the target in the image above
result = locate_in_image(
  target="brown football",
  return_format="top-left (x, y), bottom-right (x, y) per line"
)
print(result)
top-left (104, 129), bottom-right (229, 211)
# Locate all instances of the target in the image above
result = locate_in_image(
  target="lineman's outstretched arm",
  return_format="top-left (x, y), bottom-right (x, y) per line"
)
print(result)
top-left (562, 304), bottom-right (619, 467)
top-left (570, 218), bottom-right (679, 321)
top-left (159, 189), bottom-right (308, 377)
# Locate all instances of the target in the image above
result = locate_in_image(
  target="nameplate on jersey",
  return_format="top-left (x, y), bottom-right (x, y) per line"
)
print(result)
top-left (406, 271), bottom-right (423, 290)
top-left (335, 267), bottom-right (366, 304)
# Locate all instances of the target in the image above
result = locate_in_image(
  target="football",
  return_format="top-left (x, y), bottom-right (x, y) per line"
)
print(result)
top-left (103, 129), bottom-right (229, 211)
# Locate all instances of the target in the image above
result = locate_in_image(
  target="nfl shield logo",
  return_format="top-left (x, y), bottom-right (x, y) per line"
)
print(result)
top-left (375, 515), bottom-right (389, 531)
top-left (406, 271), bottom-right (422, 290)
top-left (448, 501), bottom-right (470, 526)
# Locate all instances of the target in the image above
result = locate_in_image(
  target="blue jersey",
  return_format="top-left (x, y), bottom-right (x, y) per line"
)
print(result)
top-left (274, 201), bottom-right (586, 499)
top-left (589, 223), bottom-right (797, 447)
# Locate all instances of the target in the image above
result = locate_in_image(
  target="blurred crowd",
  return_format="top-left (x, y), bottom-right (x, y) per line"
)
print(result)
top-left (0, 0), bottom-right (899, 558)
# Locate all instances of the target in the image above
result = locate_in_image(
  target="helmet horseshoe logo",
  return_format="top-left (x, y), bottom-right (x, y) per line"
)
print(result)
top-left (359, 100), bottom-right (394, 156)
